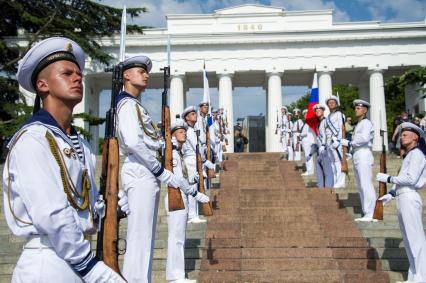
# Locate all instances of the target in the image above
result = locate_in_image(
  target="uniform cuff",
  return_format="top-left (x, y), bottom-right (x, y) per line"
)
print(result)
top-left (70, 251), bottom-right (98, 277)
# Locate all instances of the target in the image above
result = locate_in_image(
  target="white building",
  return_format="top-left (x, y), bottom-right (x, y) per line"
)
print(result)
top-left (22, 4), bottom-right (426, 153)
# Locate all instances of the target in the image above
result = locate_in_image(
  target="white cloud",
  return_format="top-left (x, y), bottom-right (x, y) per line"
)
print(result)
top-left (356, 0), bottom-right (426, 22)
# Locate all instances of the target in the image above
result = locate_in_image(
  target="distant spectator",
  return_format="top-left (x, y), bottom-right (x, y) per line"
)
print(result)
top-left (392, 112), bottom-right (410, 154)
top-left (234, 123), bottom-right (247, 152)
top-left (345, 117), bottom-right (354, 141)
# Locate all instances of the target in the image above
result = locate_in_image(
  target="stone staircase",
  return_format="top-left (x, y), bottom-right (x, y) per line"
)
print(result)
top-left (0, 159), bottom-right (209, 283)
top-left (199, 153), bottom-right (389, 282)
top-left (302, 152), bottom-right (426, 283)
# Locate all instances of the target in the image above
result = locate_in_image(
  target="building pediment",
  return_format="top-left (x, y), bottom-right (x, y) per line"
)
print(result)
top-left (214, 4), bottom-right (284, 15)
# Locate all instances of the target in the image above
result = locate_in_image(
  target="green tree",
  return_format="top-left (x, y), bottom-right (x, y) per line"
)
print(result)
top-left (0, 0), bottom-right (146, 138)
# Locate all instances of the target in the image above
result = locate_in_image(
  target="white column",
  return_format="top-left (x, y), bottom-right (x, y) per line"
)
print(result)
top-left (218, 73), bottom-right (234, 153)
top-left (266, 72), bottom-right (283, 152)
top-left (358, 81), bottom-right (370, 119)
top-left (170, 74), bottom-right (185, 121)
top-left (369, 69), bottom-right (388, 151)
top-left (318, 71), bottom-right (333, 105)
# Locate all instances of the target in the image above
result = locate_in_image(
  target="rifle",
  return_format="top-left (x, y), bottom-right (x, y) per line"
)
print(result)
top-left (96, 7), bottom-right (127, 276)
top-left (96, 63), bottom-right (124, 274)
top-left (196, 130), bottom-right (213, 216)
top-left (275, 109), bottom-right (279, 135)
top-left (161, 36), bottom-right (185, 211)
top-left (296, 120), bottom-right (301, 152)
top-left (373, 114), bottom-right (387, 220)
top-left (341, 115), bottom-right (349, 174)
top-left (205, 115), bottom-right (216, 179)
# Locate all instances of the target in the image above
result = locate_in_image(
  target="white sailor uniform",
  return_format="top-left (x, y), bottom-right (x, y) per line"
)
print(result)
top-left (2, 109), bottom-right (113, 282)
top-left (316, 118), bottom-right (334, 188)
top-left (116, 92), bottom-right (192, 283)
top-left (301, 122), bottom-right (316, 175)
top-left (292, 119), bottom-right (304, 161)
top-left (278, 113), bottom-right (289, 153)
top-left (325, 111), bottom-right (346, 188)
top-left (165, 140), bottom-right (192, 281)
top-left (350, 117), bottom-right (376, 218)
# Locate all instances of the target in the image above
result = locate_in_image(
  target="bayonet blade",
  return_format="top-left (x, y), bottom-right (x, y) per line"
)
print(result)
top-left (119, 5), bottom-right (127, 62)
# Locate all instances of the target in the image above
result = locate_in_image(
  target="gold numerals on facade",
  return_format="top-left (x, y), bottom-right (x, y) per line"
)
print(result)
top-left (237, 24), bottom-right (263, 31)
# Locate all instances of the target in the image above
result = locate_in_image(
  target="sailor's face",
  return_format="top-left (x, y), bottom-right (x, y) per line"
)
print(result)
top-left (315, 108), bottom-right (324, 118)
top-left (185, 111), bottom-right (197, 124)
top-left (173, 128), bottom-right (187, 143)
top-left (36, 60), bottom-right (83, 106)
top-left (400, 130), bottom-right (418, 148)
top-left (125, 67), bottom-right (150, 90)
top-left (354, 105), bottom-right (368, 118)
top-left (200, 105), bottom-right (209, 114)
top-left (327, 100), bottom-right (337, 110)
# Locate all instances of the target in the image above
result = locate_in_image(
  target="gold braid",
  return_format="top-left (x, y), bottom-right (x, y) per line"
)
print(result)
top-left (135, 104), bottom-right (158, 140)
top-left (45, 131), bottom-right (90, 211)
top-left (6, 130), bottom-right (32, 225)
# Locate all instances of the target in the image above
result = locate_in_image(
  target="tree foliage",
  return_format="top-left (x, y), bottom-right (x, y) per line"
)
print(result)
top-left (0, 0), bottom-right (146, 138)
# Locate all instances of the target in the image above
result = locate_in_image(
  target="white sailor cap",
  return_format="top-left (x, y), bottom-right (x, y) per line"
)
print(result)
top-left (181, 106), bottom-right (197, 119)
top-left (353, 99), bottom-right (370, 108)
top-left (325, 95), bottom-right (340, 106)
top-left (281, 106), bottom-right (288, 111)
top-left (17, 37), bottom-right (85, 93)
top-left (293, 108), bottom-right (301, 114)
top-left (199, 101), bottom-right (209, 107)
top-left (400, 122), bottom-right (425, 138)
top-left (313, 103), bottom-right (326, 111)
top-left (122, 55), bottom-right (152, 73)
top-left (302, 109), bottom-right (308, 115)
top-left (171, 119), bottom-right (188, 134)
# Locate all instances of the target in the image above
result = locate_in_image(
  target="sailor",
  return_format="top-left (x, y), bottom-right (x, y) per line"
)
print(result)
top-left (211, 109), bottom-right (223, 163)
top-left (301, 109), bottom-right (316, 176)
top-left (182, 106), bottom-right (210, 224)
top-left (3, 37), bottom-right (128, 282)
top-left (325, 95), bottom-right (346, 189)
top-left (376, 122), bottom-right (426, 283)
top-left (286, 112), bottom-right (294, 160)
top-left (340, 100), bottom-right (376, 222)
top-left (311, 103), bottom-right (334, 188)
top-left (292, 108), bottom-right (304, 161)
top-left (165, 120), bottom-right (209, 283)
top-left (278, 106), bottom-right (289, 154)
top-left (115, 55), bottom-right (194, 282)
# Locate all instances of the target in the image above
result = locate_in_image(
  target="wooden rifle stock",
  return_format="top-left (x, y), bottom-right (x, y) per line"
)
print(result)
top-left (341, 117), bottom-right (349, 174)
top-left (196, 131), bottom-right (213, 216)
top-left (162, 103), bottom-right (185, 211)
top-left (96, 63), bottom-right (125, 279)
top-left (205, 117), bottom-right (216, 179)
top-left (97, 138), bottom-right (121, 273)
top-left (373, 130), bottom-right (387, 220)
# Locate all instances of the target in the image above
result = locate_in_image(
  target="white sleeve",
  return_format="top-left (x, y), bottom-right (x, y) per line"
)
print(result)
top-left (118, 102), bottom-right (163, 176)
top-left (392, 150), bottom-right (426, 186)
top-left (350, 120), bottom-right (373, 148)
top-left (12, 134), bottom-right (93, 269)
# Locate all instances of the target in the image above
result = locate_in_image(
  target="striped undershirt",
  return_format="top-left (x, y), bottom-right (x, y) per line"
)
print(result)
top-left (68, 134), bottom-right (84, 161)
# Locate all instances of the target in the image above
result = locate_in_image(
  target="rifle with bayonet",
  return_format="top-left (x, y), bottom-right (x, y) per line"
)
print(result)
top-left (96, 7), bottom-right (127, 277)
top-left (205, 115), bottom-right (216, 179)
top-left (161, 36), bottom-right (185, 211)
top-left (373, 114), bottom-right (387, 220)
top-left (341, 115), bottom-right (349, 174)
top-left (196, 130), bottom-right (213, 216)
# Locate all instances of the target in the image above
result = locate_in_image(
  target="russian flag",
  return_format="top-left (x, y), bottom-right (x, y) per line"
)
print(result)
top-left (306, 73), bottom-right (319, 136)
top-left (203, 62), bottom-right (213, 126)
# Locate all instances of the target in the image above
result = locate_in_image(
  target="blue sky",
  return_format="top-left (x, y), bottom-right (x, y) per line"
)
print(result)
top-left (96, 0), bottom-right (426, 134)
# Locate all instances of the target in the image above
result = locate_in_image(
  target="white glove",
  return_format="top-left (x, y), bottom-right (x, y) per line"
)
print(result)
top-left (118, 190), bottom-right (130, 215)
top-left (82, 261), bottom-right (126, 283)
top-left (157, 169), bottom-right (179, 187)
top-left (318, 145), bottom-right (325, 154)
top-left (331, 139), bottom-right (340, 149)
top-left (346, 153), bottom-right (352, 160)
top-left (341, 139), bottom-right (350, 147)
top-left (378, 193), bottom-right (394, 206)
top-left (194, 191), bottom-right (210, 203)
top-left (204, 160), bottom-right (215, 170)
top-left (376, 173), bottom-right (391, 183)
top-left (94, 195), bottom-right (105, 219)
top-left (306, 154), bottom-right (312, 162)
